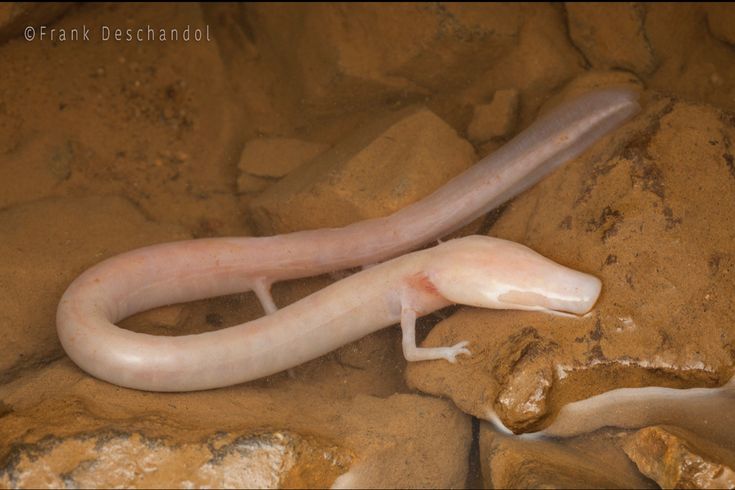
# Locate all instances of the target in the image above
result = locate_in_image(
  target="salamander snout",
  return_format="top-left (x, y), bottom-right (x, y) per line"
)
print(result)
top-left (429, 235), bottom-right (602, 316)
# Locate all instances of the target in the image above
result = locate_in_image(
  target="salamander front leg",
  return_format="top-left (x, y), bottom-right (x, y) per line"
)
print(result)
top-left (253, 277), bottom-right (277, 315)
top-left (253, 277), bottom-right (298, 378)
top-left (252, 277), bottom-right (299, 378)
top-left (400, 305), bottom-right (471, 363)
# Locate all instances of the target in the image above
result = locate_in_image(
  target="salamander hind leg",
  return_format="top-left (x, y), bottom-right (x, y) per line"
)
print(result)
top-left (399, 304), bottom-right (471, 363)
top-left (252, 277), bottom-right (277, 315)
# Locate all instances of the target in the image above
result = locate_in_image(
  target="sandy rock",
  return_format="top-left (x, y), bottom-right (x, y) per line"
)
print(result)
top-left (623, 425), bottom-right (735, 489)
top-left (0, 362), bottom-right (471, 489)
top-left (241, 4), bottom-right (522, 114)
top-left (136, 190), bottom-right (252, 239)
top-left (237, 173), bottom-right (272, 195)
top-left (237, 138), bottom-right (328, 194)
top-left (642, 5), bottom-right (735, 113)
top-left (239, 138), bottom-right (329, 179)
top-left (0, 3), bottom-right (241, 230)
top-left (480, 424), bottom-right (654, 489)
top-left (566, 3), bottom-right (657, 75)
top-left (1, 429), bottom-right (351, 489)
top-left (407, 94), bottom-right (735, 433)
top-left (460, 5), bottom-right (584, 128)
top-left (467, 89), bottom-right (519, 143)
top-left (0, 3), bottom-right (71, 43)
top-left (249, 106), bottom-right (476, 234)
top-left (0, 134), bottom-right (78, 209)
top-left (706, 5), bottom-right (735, 46)
top-left (0, 196), bottom-right (189, 382)
top-left (3, 3), bottom-right (735, 487)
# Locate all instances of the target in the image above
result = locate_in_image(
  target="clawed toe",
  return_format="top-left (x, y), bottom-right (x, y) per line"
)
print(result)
top-left (445, 341), bottom-right (472, 363)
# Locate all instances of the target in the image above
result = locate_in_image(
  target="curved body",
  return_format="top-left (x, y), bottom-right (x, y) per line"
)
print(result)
top-left (56, 89), bottom-right (640, 392)
top-left (539, 380), bottom-right (735, 439)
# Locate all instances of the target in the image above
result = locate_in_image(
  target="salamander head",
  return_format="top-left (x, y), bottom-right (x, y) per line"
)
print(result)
top-left (429, 235), bottom-right (601, 316)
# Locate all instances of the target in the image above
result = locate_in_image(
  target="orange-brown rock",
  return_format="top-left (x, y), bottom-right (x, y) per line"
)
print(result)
top-left (2, 3), bottom-right (735, 488)
top-left (0, 3), bottom-right (71, 43)
top-left (238, 4), bottom-right (523, 115)
top-left (566, 3), bottom-right (657, 75)
top-left (0, 4), bottom-right (240, 224)
top-left (643, 4), bottom-right (735, 112)
top-left (249, 106), bottom-right (476, 234)
top-left (1, 429), bottom-right (353, 489)
top-left (467, 89), bottom-right (519, 143)
top-left (458, 5), bottom-right (584, 128)
top-left (407, 93), bottom-right (735, 433)
top-left (480, 424), bottom-right (655, 489)
top-left (706, 4), bottom-right (735, 46)
top-left (0, 196), bottom-right (189, 382)
top-left (0, 362), bottom-right (471, 488)
top-left (237, 138), bottom-right (329, 194)
top-left (623, 425), bottom-right (735, 489)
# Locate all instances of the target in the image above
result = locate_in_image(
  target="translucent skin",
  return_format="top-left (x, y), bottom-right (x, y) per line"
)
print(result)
top-left (56, 89), bottom-right (640, 392)
top-left (538, 380), bottom-right (735, 441)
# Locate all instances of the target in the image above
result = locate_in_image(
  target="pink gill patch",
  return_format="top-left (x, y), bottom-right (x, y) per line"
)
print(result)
top-left (407, 272), bottom-right (440, 297)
